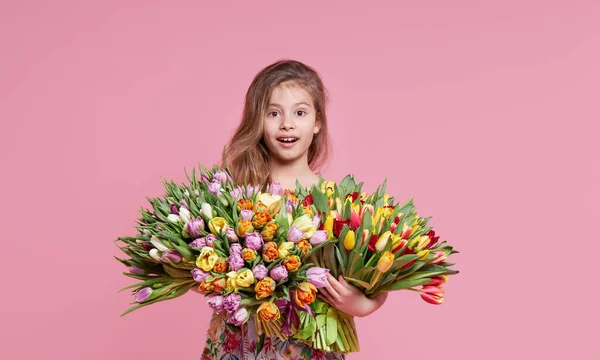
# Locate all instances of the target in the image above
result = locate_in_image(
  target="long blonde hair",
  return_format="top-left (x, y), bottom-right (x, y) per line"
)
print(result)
top-left (221, 59), bottom-right (333, 189)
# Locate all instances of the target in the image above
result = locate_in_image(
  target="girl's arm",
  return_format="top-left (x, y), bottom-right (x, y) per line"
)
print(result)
top-left (318, 273), bottom-right (388, 317)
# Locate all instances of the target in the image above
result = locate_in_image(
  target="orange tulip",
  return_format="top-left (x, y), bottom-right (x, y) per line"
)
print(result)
top-left (257, 301), bottom-right (280, 321)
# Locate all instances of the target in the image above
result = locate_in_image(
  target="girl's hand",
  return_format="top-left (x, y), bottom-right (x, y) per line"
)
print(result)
top-left (317, 273), bottom-right (388, 317)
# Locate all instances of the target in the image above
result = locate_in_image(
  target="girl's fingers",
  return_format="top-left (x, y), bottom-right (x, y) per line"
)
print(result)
top-left (324, 275), bottom-right (341, 302)
top-left (327, 273), bottom-right (346, 295)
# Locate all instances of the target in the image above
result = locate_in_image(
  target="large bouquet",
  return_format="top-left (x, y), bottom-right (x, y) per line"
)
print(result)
top-left (115, 165), bottom-right (458, 353)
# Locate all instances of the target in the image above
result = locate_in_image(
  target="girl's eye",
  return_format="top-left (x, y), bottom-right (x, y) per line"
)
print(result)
top-left (296, 110), bottom-right (306, 116)
top-left (268, 111), bottom-right (279, 117)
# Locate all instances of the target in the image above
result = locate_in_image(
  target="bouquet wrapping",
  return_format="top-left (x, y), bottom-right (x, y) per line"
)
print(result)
top-left (115, 165), bottom-right (459, 353)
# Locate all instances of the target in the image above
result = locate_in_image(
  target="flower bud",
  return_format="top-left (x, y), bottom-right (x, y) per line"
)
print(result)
top-left (270, 265), bottom-right (288, 282)
top-left (306, 267), bottom-right (329, 288)
top-left (430, 250), bottom-right (447, 264)
top-left (420, 285), bottom-right (444, 305)
top-left (283, 255), bottom-right (301, 272)
top-left (343, 230), bottom-right (356, 250)
top-left (252, 264), bottom-right (268, 280)
top-left (134, 287), bottom-right (153, 303)
top-left (376, 251), bottom-right (394, 273)
top-left (254, 277), bottom-right (276, 299)
top-left (295, 282), bottom-right (317, 307)
top-left (375, 231), bottom-right (392, 252)
top-left (257, 301), bottom-right (280, 321)
top-left (245, 232), bottom-right (264, 250)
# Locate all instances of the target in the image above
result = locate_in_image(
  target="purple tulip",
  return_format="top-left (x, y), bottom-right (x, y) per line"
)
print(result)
top-left (240, 209), bottom-right (254, 221)
top-left (213, 171), bottom-right (229, 184)
top-left (312, 215), bottom-right (320, 228)
top-left (252, 264), bottom-right (268, 280)
top-left (155, 226), bottom-right (164, 231)
top-left (230, 187), bottom-right (242, 200)
top-left (270, 265), bottom-right (289, 282)
top-left (161, 250), bottom-right (182, 263)
top-left (228, 307), bottom-right (248, 326)
top-left (208, 295), bottom-right (224, 313)
top-left (245, 232), bottom-right (264, 250)
top-left (230, 243), bottom-right (242, 254)
top-left (223, 293), bottom-right (242, 313)
top-left (226, 228), bottom-right (239, 243)
top-left (170, 204), bottom-right (179, 215)
top-left (194, 189), bottom-right (200, 196)
top-left (135, 287), bottom-right (152, 303)
top-left (268, 182), bottom-right (284, 196)
top-left (189, 237), bottom-right (206, 249)
top-left (179, 199), bottom-right (189, 210)
top-left (140, 241), bottom-right (153, 252)
top-left (309, 230), bottom-right (328, 246)
top-left (287, 225), bottom-right (306, 243)
top-left (306, 267), bottom-right (330, 288)
top-left (208, 180), bottom-right (221, 195)
top-left (192, 268), bottom-right (209, 282)
top-left (228, 253), bottom-right (245, 271)
top-left (201, 174), bottom-right (210, 183)
top-left (286, 200), bottom-right (293, 214)
top-left (128, 265), bottom-right (145, 275)
top-left (205, 234), bottom-right (217, 247)
top-left (186, 218), bottom-right (205, 238)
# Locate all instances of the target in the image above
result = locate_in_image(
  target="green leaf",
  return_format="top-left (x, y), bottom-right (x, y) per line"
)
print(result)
top-left (344, 277), bottom-right (372, 290)
top-left (311, 186), bottom-right (329, 213)
top-left (296, 313), bottom-right (317, 340)
top-left (326, 308), bottom-right (338, 346)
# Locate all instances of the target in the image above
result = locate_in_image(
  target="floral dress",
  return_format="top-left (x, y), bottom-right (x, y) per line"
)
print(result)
top-left (202, 312), bottom-right (345, 360)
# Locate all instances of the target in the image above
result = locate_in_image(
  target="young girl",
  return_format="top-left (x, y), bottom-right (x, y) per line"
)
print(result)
top-left (202, 59), bottom-right (388, 360)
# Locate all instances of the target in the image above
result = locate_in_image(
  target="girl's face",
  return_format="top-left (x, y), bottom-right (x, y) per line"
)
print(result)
top-left (262, 82), bottom-right (320, 165)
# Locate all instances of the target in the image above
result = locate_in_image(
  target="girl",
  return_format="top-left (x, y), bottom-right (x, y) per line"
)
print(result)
top-left (202, 59), bottom-right (388, 360)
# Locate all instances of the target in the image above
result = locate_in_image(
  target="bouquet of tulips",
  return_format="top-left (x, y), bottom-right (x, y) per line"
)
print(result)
top-left (115, 165), bottom-right (459, 354)
top-left (115, 165), bottom-right (337, 339)
top-left (290, 177), bottom-right (459, 353)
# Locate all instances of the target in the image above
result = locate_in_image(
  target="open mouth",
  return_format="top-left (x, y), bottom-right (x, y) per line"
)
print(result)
top-left (277, 137), bottom-right (299, 144)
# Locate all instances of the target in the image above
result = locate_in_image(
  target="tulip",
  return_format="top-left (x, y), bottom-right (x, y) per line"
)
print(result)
top-left (409, 235), bottom-right (430, 251)
top-left (148, 248), bottom-right (162, 262)
top-left (217, 189), bottom-right (229, 206)
top-left (186, 218), bottom-right (205, 238)
top-left (235, 269), bottom-right (255, 288)
top-left (257, 193), bottom-right (282, 212)
top-left (287, 225), bottom-right (306, 243)
top-left (191, 268), bottom-right (209, 282)
top-left (260, 222), bottom-right (279, 241)
top-left (226, 271), bottom-right (239, 292)
top-left (262, 242), bottom-right (279, 262)
top-left (376, 251), bottom-right (394, 273)
top-left (320, 181), bottom-right (335, 197)
top-left (420, 285), bottom-right (444, 305)
top-left (343, 230), bottom-right (356, 250)
top-left (375, 231), bottom-right (392, 252)
top-left (430, 250), bottom-right (447, 264)
top-left (291, 214), bottom-right (317, 239)
top-left (257, 302), bottom-right (280, 321)
top-left (295, 282), bottom-right (317, 307)
top-left (150, 236), bottom-right (169, 252)
top-left (161, 250), bottom-right (182, 264)
top-left (235, 220), bottom-right (254, 238)
top-left (228, 253), bottom-right (245, 271)
top-left (278, 242), bottom-right (295, 259)
top-left (134, 287), bottom-right (153, 303)
top-left (311, 213), bottom-right (320, 227)
top-left (241, 248), bottom-right (257, 262)
top-left (196, 247), bottom-right (219, 271)
top-left (308, 230), bottom-right (327, 246)
top-left (428, 275), bottom-right (449, 286)
top-left (306, 267), bottom-right (329, 288)
top-left (426, 230), bottom-right (440, 248)
top-left (207, 295), bottom-right (224, 313)
top-left (167, 213), bottom-right (181, 223)
top-left (417, 249), bottom-right (430, 261)
top-left (170, 204), bottom-right (179, 215)
top-left (245, 232), bottom-right (264, 250)
top-left (400, 224), bottom-right (412, 239)
top-left (254, 277), bottom-right (276, 299)
top-left (223, 293), bottom-right (242, 313)
top-left (199, 279), bottom-right (214, 292)
top-left (189, 238), bottom-right (206, 249)
top-left (239, 209), bottom-right (254, 221)
top-left (226, 228), bottom-right (239, 243)
top-left (296, 239), bottom-right (312, 256)
top-left (209, 217), bottom-right (229, 236)
top-left (270, 265), bottom-right (289, 282)
top-left (323, 215), bottom-right (334, 240)
top-left (208, 180), bottom-right (221, 195)
top-left (212, 277), bottom-right (227, 293)
top-left (213, 170), bottom-right (230, 184)
top-left (267, 182), bottom-right (284, 196)
top-left (201, 203), bottom-right (214, 220)
top-left (252, 264), bottom-right (268, 280)
top-left (252, 211), bottom-right (272, 230)
top-left (213, 257), bottom-right (229, 274)
top-left (205, 234), bottom-right (217, 247)
top-left (128, 265), bottom-right (145, 275)
top-left (283, 255), bottom-right (301, 272)
top-left (228, 307), bottom-right (248, 326)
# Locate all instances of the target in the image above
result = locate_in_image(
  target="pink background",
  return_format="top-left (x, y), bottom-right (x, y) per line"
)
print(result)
top-left (1, 1), bottom-right (598, 359)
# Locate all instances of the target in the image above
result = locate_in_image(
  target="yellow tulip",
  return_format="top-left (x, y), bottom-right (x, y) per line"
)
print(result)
top-left (375, 231), bottom-right (392, 252)
top-left (343, 230), bottom-right (356, 250)
top-left (235, 269), bottom-right (255, 288)
top-left (417, 249), bottom-right (430, 261)
top-left (226, 271), bottom-right (239, 291)
top-left (278, 241), bottom-right (295, 259)
top-left (208, 217), bottom-right (229, 235)
top-left (323, 215), bottom-right (334, 240)
top-left (196, 247), bottom-right (219, 272)
top-left (291, 214), bottom-right (316, 239)
top-left (377, 251), bottom-right (394, 273)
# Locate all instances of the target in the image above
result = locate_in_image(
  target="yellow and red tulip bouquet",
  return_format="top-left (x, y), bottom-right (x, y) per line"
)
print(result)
top-left (290, 176), bottom-right (459, 352)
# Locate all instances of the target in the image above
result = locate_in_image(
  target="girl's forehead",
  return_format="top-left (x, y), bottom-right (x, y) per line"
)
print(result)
top-left (270, 83), bottom-right (312, 103)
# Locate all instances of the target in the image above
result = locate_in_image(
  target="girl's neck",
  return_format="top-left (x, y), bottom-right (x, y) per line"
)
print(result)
top-left (269, 159), bottom-right (320, 190)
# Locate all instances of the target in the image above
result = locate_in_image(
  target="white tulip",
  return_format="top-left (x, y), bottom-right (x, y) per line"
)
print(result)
top-left (149, 248), bottom-right (162, 262)
top-left (167, 214), bottom-right (182, 223)
top-left (201, 203), bottom-right (213, 220)
top-left (179, 207), bottom-right (192, 224)
top-left (150, 235), bottom-right (169, 251)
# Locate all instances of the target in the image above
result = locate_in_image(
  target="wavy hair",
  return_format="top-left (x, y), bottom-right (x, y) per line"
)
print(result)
top-left (221, 59), bottom-right (332, 189)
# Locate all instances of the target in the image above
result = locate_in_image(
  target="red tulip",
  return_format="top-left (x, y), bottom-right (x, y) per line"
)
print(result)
top-left (420, 285), bottom-right (444, 305)
top-left (426, 230), bottom-right (440, 248)
top-left (430, 250), bottom-right (447, 264)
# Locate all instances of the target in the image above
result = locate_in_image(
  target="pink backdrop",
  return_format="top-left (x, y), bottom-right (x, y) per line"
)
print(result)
top-left (1, 1), bottom-right (598, 359)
